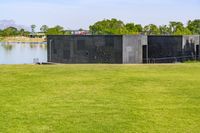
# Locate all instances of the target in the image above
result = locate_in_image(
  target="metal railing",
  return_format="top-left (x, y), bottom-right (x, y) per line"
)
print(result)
top-left (143, 55), bottom-right (200, 64)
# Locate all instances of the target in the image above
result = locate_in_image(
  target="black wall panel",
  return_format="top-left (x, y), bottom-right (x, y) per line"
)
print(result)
top-left (47, 35), bottom-right (123, 64)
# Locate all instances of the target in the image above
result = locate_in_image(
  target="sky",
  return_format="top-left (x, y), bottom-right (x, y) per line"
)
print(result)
top-left (0, 0), bottom-right (200, 30)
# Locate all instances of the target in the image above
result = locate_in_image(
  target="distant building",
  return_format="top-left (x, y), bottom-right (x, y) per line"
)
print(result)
top-left (47, 35), bottom-right (200, 64)
top-left (69, 30), bottom-right (90, 35)
top-left (29, 32), bottom-right (46, 38)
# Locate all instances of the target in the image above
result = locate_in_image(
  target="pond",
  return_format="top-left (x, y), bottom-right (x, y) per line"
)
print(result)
top-left (0, 42), bottom-right (47, 64)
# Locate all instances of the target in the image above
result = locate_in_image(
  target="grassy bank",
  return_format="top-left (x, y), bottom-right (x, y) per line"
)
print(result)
top-left (0, 64), bottom-right (200, 133)
top-left (0, 37), bottom-right (4, 41)
top-left (0, 36), bottom-right (45, 42)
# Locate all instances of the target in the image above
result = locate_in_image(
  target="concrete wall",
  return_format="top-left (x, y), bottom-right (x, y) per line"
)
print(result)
top-left (123, 35), bottom-right (147, 64)
top-left (47, 35), bottom-right (123, 64)
top-left (182, 35), bottom-right (200, 59)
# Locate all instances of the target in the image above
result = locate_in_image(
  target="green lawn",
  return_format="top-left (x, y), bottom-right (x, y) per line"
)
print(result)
top-left (0, 64), bottom-right (200, 133)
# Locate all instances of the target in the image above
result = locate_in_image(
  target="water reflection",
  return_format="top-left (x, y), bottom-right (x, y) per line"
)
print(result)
top-left (30, 44), bottom-right (38, 49)
top-left (0, 42), bottom-right (47, 64)
top-left (1, 43), bottom-right (14, 51)
top-left (40, 44), bottom-right (47, 49)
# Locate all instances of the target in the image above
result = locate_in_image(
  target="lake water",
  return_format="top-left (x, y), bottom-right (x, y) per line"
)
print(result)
top-left (0, 42), bottom-right (47, 64)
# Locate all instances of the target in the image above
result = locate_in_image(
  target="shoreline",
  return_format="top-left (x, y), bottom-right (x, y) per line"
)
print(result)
top-left (0, 40), bottom-right (47, 44)
top-left (0, 36), bottom-right (46, 43)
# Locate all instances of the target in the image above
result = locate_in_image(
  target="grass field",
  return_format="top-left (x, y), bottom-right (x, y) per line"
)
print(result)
top-left (0, 64), bottom-right (200, 133)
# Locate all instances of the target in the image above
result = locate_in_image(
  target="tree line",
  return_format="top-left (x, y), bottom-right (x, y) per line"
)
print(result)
top-left (0, 27), bottom-right (30, 37)
top-left (0, 19), bottom-right (199, 37)
top-left (32, 25), bottom-right (71, 35)
top-left (89, 19), bottom-right (200, 35)
top-left (0, 25), bottom-right (71, 37)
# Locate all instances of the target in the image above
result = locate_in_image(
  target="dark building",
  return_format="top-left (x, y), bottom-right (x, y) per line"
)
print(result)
top-left (47, 35), bottom-right (200, 64)
top-left (147, 35), bottom-right (200, 63)
top-left (47, 35), bottom-right (147, 64)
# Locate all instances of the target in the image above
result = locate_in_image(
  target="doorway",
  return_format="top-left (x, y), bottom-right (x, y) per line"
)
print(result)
top-left (196, 45), bottom-right (199, 59)
top-left (142, 45), bottom-right (148, 63)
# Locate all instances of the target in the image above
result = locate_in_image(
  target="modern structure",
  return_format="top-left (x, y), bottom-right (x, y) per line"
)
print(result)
top-left (47, 35), bottom-right (200, 64)
top-left (47, 35), bottom-right (147, 64)
top-left (147, 35), bottom-right (200, 63)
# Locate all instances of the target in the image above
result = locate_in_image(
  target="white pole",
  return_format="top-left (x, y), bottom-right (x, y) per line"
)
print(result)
top-left (49, 40), bottom-right (52, 62)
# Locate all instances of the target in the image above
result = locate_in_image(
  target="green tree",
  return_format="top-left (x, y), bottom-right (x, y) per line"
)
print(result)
top-left (143, 24), bottom-right (160, 35)
top-left (174, 28), bottom-right (192, 35)
top-left (64, 30), bottom-right (72, 35)
top-left (19, 29), bottom-right (25, 36)
top-left (0, 29), bottom-right (3, 36)
top-left (159, 25), bottom-right (170, 35)
top-left (40, 25), bottom-right (49, 33)
top-left (46, 25), bottom-right (65, 35)
top-left (169, 21), bottom-right (191, 35)
top-left (125, 23), bottom-right (135, 32)
top-left (125, 23), bottom-right (142, 34)
top-left (89, 18), bottom-right (127, 35)
top-left (187, 19), bottom-right (200, 34)
top-left (24, 31), bottom-right (31, 36)
top-left (2, 27), bottom-right (18, 36)
top-left (31, 24), bottom-right (36, 34)
top-left (134, 24), bottom-right (143, 33)
top-left (20, 29), bottom-right (30, 37)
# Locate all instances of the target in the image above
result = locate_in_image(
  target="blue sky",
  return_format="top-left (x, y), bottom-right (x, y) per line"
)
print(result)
top-left (1, 0), bottom-right (200, 30)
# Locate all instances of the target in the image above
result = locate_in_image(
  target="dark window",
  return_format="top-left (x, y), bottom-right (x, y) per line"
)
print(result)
top-left (77, 40), bottom-right (86, 50)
